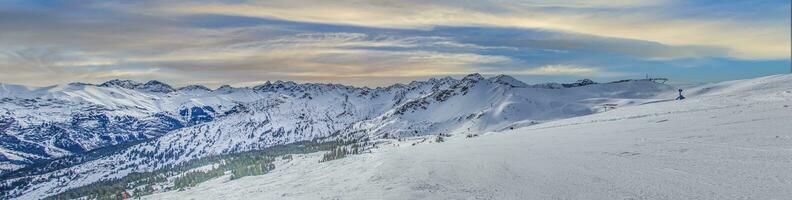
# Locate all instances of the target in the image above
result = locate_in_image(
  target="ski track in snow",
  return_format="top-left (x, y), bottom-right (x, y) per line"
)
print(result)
top-left (144, 75), bottom-right (792, 200)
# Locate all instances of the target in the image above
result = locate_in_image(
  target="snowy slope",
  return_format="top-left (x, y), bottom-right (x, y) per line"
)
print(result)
top-left (0, 80), bottom-right (273, 173)
top-left (144, 74), bottom-right (792, 200)
top-left (339, 74), bottom-right (671, 141)
top-left (2, 74), bottom-right (678, 199)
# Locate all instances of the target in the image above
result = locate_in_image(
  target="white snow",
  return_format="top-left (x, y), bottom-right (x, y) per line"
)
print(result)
top-left (144, 75), bottom-right (792, 200)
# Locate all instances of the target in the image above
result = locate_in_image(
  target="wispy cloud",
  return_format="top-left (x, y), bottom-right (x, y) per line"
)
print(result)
top-left (472, 64), bottom-right (630, 78)
top-left (0, 0), bottom-right (787, 87)
top-left (0, 31), bottom-right (518, 87)
top-left (159, 0), bottom-right (788, 59)
top-left (513, 64), bottom-right (630, 77)
top-left (515, 65), bottom-right (600, 75)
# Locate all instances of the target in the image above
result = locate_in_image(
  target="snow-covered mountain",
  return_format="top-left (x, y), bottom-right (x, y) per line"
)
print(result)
top-left (0, 80), bottom-right (273, 174)
top-left (141, 74), bottom-right (792, 200)
top-left (1, 74), bottom-right (677, 199)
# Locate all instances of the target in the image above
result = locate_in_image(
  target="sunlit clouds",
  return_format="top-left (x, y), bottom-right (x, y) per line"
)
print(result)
top-left (162, 0), bottom-right (789, 59)
top-left (0, 0), bottom-right (788, 87)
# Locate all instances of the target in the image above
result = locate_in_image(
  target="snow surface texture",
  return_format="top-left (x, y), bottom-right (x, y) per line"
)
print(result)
top-left (144, 75), bottom-right (792, 200)
top-left (4, 75), bottom-right (677, 199)
top-left (0, 79), bottom-right (271, 173)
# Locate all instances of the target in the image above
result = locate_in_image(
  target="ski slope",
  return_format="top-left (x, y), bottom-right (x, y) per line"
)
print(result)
top-left (6, 75), bottom-right (680, 200)
top-left (144, 75), bottom-right (792, 200)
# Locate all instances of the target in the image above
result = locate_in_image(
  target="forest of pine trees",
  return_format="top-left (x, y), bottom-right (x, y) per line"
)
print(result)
top-left (320, 147), bottom-right (349, 162)
top-left (45, 140), bottom-right (354, 200)
top-left (319, 143), bottom-right (361, 163)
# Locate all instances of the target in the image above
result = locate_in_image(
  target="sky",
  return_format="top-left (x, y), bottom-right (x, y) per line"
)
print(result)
top-left (0, 0), bottom-right (789, 88)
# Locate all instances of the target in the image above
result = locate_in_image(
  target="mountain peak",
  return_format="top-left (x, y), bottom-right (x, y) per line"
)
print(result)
top-left (138, 80), bottom-right (175, 93)
top-left (99, 79), bottom-right (141, 89)
top-left (462, 73), bottom-right (485, 81)
top-left (144, 80), bottom-right (167, 85)
top-left (253, 80), bottom-right (301, 92)
top-left (490, 74), bottom-right (528, 87)
top-left (178, 85), bottom-right (212, 92)
top-left (67, 82), bottom-right (93, 87)
top-left (216, 85), bottom-right (236, 93)
top-left (98, 79), bottom-right (176, 93)
top-left (426, 76), bottom-right (456, 84)
top-left (562, 79), bottom-right (597, 88)
top-left (273, 80), bottom-right (297, 86)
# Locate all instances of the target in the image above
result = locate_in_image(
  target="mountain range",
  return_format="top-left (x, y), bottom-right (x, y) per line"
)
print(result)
top-left (0, 74), bottom-right (675, 199)
top-left (143, 74), bottom-right (792, 200)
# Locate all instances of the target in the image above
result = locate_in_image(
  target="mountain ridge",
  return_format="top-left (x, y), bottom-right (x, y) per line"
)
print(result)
top-left (140, 74), bottom-right (792, 200)
top-left (0, 73), bottom-right (677, 199)
top-left (1, 74), bottom-right (620, 96)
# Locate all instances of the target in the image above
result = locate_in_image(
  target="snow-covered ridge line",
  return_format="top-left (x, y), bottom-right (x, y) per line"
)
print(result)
top-left (2, 73), bottom-right (681, 199)
top-left (142, 74), bottom-right (792, 200)
top-left (1, 73), bottom-right (626, 97)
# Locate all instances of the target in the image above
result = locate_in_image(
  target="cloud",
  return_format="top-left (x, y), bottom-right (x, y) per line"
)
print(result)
top-left (515, 65), bottom-right (600, 75)
top-left (0, 31), bottom-right (517, 87)
top-left (121, 32), bottom-right (516, 84)
top-left (473, 64), bottom-right (630, 77)
top-left (159, 0), bottom-right (789, 59)
top-left (511, 0), bottom-right (668, 8)
top-left (0, 0), bottom-right (787, 87)
top-left (120, 32), bottom-right (514, 75)
top-left (75, 68), bottom-right (163, 79)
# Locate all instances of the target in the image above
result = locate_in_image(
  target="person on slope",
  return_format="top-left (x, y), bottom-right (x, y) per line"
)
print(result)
top-left (676, 89), bottom-right (685, 100)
